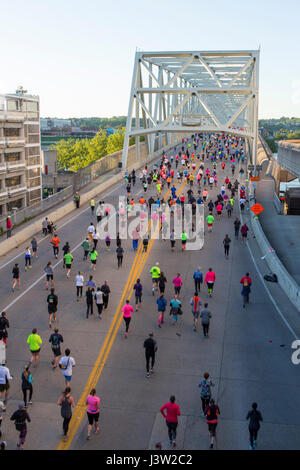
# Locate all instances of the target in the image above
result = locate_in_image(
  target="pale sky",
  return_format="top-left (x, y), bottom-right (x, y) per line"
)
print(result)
top-left (1, 0), bottom-right (299, 119)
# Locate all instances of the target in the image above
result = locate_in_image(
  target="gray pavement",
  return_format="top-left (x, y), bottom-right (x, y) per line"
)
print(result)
top-left (255, 164), bottom-right (300, 285)
top-left (1, 139), bottom-right (300, 451)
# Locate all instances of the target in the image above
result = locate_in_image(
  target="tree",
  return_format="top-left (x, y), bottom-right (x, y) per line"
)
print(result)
top-left (106, 128), bottom-right (125, 154)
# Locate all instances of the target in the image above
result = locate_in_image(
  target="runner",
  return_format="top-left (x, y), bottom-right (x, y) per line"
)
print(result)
top-left (86, 389), bottom-right (100, 440)
top-left (181, 231), bottom-right (188, 251)
top-left (190, 292), bottom-right (202, 332)
top-left (234, 218), bottom-right (241, 239)
top-left (75, 271), bottom-right (84, 301)
top-left (198, 372), bottom-right (214, 416)
top-left (85, 286), bottom-right (94, 318)
top-left (0, 313), bottom-right (9, 345)
top-left (10, 402), bottom-right (31, 450)
top-left (50, 233), bottom-right (60, 259)
top-left (24, 247), bottom-right (32, 271)
top-left (240, 272), bottom-right (252, 308)
top-left (223, 234), bottom-right (231, 259)
top-left (89, 247), bottom-right (98, 271)
top-left (157, 294), bottom-right (167, 328)
top-left (169, 295), bottom-right (182, 326)
top-left (116, 245), bottom-right (124, 268)
top-left (204, 398), bottom-right (220, 449)
top-left (74, 192), bottom-right (80, 208)
top-left (170, 229), bottom-right (176, 251)
top-left (94, 287), bottom-right (104, 319)
top-left (87, 222), bottom-right (95, 240)
top-left (49, 328), bottom-right (63, 369)
top-left (206, 213), bottom-right (214, 232)
top-left (150, 262), bottom-right (161, 295)
top-left (158, 272), bottom-right (167, 294)
top-left (57, 387), bottom-right (75, 442)
top-left (63, 250), bottom-right (73, 279)
top-left (143, 332), bottom-right (157, 378)
top-left (81, 238), bottom-right (90, 261)
top-left (101, 281), bottom-right (110, 310)
top-left (133, 279), bottom-right (143, 311)
top-left (12, 263), bottom-right (20, 291)
top-left (47, 288), bottom-right (58, 328)
top-left (193, 267), bottom-right (203, 293)
top-left (21, 365), bottom-right (33, 408)
top-left (246, 403), bottom-right (263, 450)
top-left (90, 198), bottom-right (95, 216)
top-left (31, 237), bottom-right (38, 259)
top-left (27, 328), bottom-right (42, 368)
top-left (160, 396), bottom-right (181, 448)
top-left (241, 223), bottom-right (249, 244)
top-left (172, 273), bottom-right (183, 295)
top-left (122, 300), bottom-right (134, 339)
top-left (204, 268), bottom-right (216, 298)
top-left (59, 349), bottom-right (76, 388)
top-left (200, 303), bottom-right (212, 337)
top-left (0, 362), bottom-right (12, 407)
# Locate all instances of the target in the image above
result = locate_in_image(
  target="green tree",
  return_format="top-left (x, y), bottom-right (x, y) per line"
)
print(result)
top-left (106, 128), bottom-right (125, 154)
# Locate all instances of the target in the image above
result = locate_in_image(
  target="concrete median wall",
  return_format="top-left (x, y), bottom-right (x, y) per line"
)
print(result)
top-left (250, 215), bottom-right (300, 312)
top-left (0, 139), bottom-right (180, 257)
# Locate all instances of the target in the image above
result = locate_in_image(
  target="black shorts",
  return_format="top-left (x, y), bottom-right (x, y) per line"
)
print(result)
top-left (48, 308), bottom-right (57, 315)
top-left (65, 264), bottom-right (71, 269)
top-left (87, 412), bottom-right (99, 425)
top-left (52, 346), bottom-right (61, 357)
top-left (46, 274), bottom-right (53, 281)
top-left (0, 383), bottom-right (9, 392)
top-left (171, 240), bottom-right (175, 247)
top-left (208, 422), bottom-right (218, 436)
top-left (91, 260), bottom-right (96, 265)
top-left (30, 349), bottom-right (40, 356)
top-left (182, 240), bottom-right (187, 245)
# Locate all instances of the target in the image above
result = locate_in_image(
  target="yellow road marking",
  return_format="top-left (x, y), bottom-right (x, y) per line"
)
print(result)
top-left (57, 163), bottom-right (201, 450)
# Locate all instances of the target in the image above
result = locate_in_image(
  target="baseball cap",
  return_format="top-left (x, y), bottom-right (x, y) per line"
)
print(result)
top-left (18, 401), bottom-right (25, 409)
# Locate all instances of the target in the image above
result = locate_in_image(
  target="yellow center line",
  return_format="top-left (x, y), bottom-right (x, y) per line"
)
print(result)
top-left (57, 162), bottom-right (201, 450)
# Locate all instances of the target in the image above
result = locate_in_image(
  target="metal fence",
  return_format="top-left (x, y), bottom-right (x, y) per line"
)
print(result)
top-left (0, 185), bottom-right (73, 232)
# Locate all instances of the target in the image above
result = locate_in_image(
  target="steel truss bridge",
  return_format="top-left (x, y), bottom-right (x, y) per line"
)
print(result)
top-left (122, 50), bottom-right (260, 169)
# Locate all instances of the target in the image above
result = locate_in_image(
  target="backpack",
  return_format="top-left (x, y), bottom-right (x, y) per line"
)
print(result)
top-left (200, 380), bottom-right (211, 398)
top-left (264, 273), bottom-right (278, 283)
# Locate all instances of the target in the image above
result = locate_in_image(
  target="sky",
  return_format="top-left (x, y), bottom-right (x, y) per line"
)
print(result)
top-left (1, 0), bottom-right (299, 119)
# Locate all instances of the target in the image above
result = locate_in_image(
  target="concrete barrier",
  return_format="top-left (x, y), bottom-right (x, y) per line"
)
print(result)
top-left (249, 215), bottom-right (300, 312)
top-left (0, 140), bottom-right (180, 257)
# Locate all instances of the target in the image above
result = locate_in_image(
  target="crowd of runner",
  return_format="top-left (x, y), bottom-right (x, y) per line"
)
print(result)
top-left (0, 132), bottom-right (262, 450)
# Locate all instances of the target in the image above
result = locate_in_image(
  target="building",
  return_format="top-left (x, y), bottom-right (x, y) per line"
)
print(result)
top-left (0, 90), bottom-right (42, 216)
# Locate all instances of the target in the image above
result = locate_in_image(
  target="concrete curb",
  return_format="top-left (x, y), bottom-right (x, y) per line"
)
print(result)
top-left (249, 214), bottom-right (300, 312)
top-left (0, 140), bottom-right (180, 257)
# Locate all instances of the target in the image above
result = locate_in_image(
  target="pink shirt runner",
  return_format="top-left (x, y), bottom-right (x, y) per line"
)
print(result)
top-left (86, 395), bottom-right (100, 414)
top-left (172, 277), bottom-right (183, 288)
top-left (122, 304), bottom-right (134, 318)
top-left (204, 271), bottom-right (216, 283)
top-left (160, 402), bottom-right (181, 423)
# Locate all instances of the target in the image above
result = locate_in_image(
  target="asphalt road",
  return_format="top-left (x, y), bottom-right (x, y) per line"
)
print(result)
top-left (1, 137), bottom-right (300, 451)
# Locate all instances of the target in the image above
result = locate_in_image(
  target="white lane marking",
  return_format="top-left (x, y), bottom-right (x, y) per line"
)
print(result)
top-left (1, 238), bottom-right (85, 312)
top-left (238, 188), bottom-right (299, 340)
top-left (0, 181), bottom-right (127, 270)
top-left (246, 239), bottom-right (299, 340)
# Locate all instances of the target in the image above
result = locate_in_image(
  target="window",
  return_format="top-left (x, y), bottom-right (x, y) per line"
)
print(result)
top-left (28, 188), bottom-right (41, 201)
top-left (25, 101), bottom-right (39, 120)
top-left (4, 152), bottom-right (21, 162)
top-left (28, 134), bottom-right (40, 144)
top-left (7, 198), bottom-right (24, 211)
top-left (5, 176), bottom-right (21, 187)
top-left (28, 168), bottom-right (40, 178)
top-left (26, 124), bottom-right (39, 134)
top-left (4, 128), bottom-right (20, 137)
top-left (28, 177), bottom-right (41, 187)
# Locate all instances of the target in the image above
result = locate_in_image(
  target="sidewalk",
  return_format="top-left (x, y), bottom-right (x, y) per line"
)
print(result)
top-left (0, 167), bottom-right (119, 242)
top-left (255, 164), bottom-right (300, 285)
